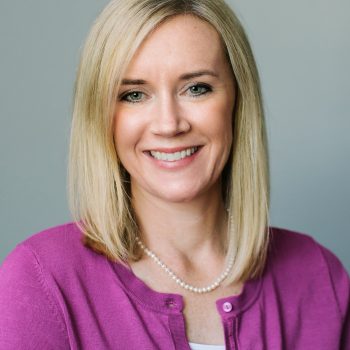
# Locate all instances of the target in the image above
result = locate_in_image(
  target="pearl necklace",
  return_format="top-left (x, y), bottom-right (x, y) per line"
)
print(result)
top-left (135, 237), bottom-right (234, 294)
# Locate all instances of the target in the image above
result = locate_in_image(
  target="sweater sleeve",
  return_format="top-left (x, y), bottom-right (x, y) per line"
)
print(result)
top-left (0, 243), bottom-right (70, 350)
top-left (317, 243), bottom-right (350, 349)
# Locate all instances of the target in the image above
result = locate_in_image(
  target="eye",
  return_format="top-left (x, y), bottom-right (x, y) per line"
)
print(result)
top-left (120, 91), bottom-right (145, 103)
top-left (187, 83), bottom-right (212, 97)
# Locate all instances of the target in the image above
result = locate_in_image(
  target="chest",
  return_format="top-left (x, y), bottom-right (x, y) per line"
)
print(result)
top-left (182, 296), bottom-right (225, 345)
top-left (63, 260), bottom-right (345, 349)
top-left (62, 283), bottom-right (344, 350)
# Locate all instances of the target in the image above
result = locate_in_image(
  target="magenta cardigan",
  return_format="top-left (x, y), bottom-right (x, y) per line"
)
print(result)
top-left (0, 222), bottom-right (349, 349)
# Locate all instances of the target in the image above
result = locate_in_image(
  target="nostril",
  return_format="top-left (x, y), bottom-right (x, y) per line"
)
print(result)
top-left (149, 111), bottom-right (190, 136)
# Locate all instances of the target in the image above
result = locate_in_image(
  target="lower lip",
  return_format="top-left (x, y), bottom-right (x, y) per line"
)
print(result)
top-left (144, 147), bottom-right (202, 169)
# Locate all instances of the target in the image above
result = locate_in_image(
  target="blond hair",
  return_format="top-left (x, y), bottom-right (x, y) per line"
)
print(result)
top-left (68, 0), bottom-right (269, 284)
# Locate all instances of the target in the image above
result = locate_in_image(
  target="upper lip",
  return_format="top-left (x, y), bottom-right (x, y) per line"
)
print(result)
top-left (145, 145), bottom-right (201, 153)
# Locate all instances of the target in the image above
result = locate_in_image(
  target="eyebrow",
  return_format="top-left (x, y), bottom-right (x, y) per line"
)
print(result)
top-left (179, 70), bottom-right (219, 80)
top-left (121, 70), bottom-right (218, 85)
top-left (121, 79), bottom-right (147, 85)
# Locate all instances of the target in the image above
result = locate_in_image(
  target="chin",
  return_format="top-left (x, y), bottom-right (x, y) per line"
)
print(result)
top-left (160, 193), bottom-right (199, 203)
top-left (149, 184), bottom-right (210, 204)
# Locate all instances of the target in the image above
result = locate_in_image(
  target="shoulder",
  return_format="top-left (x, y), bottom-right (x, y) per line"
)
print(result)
top-left (20, 221), bottom-right (84, 255)
top-left (1, 222), bottom-right (102, 283)
top-left (267, 227), bottom-right (350, 320)
top-left (0, 223), bottom-right (81, 348)
top-left (268, 227), bottom-right (347, 276)
top-left (21, 221), bottom-right (92, 260)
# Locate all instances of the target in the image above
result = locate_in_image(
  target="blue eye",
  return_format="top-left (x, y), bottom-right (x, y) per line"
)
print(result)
top-left (188, 84), bottom-right (212, 97)
top-left (121, 91), bottom-right (144, 103)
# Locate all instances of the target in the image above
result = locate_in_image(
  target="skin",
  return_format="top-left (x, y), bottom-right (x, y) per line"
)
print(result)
top-left (113, 15), bottom-right (240, 344)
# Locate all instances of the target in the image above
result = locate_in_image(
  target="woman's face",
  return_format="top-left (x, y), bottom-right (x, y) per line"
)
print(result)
top-left (114, 15), bottom-right (236, 203)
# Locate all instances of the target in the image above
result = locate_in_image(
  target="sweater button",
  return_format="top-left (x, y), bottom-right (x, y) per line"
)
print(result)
top-left (165, 298), bottom-right (176, 308)
top-left (222, 302), bottom-right (233, 313)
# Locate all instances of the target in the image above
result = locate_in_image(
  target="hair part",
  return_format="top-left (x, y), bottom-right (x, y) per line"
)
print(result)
top-left (68, 0), bottom-right (270, 285)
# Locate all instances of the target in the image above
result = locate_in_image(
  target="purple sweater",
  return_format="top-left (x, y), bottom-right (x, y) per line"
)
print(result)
top-left (0, 222), bottom-right (349, 349)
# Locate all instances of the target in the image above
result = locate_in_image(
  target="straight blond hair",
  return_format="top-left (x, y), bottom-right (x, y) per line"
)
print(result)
top-left (68, 0), bottom-right (270, 285)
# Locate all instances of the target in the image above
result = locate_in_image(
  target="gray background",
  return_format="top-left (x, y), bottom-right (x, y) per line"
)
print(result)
top-left (1, 0), bottom-right (349, 271)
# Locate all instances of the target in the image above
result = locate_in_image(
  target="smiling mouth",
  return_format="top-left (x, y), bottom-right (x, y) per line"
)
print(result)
top-left (147, 146), bottom-right (200, 162)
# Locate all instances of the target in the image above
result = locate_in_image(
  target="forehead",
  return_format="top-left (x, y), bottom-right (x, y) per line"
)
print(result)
top-left (124, 15), bottom-right (227, 76)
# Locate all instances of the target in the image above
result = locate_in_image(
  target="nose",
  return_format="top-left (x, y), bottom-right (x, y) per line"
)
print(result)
top-left (149, 93), bottom-right (190, 137)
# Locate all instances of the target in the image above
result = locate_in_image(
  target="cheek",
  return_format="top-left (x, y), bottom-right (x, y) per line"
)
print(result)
top-left (216, 94), bottom-right (234, 144)
top-left (198, 98), bottom-right (234, 146)
top-left (113, 115), bottom-right (136, 170)
top-left (113, 108), bottom-right (143, 154)
top-left (113, 115), bottom-right (126, 155)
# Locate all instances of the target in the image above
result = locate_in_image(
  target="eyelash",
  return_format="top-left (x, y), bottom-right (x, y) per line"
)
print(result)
top-left (188, 84), bottom-right (212, 97)
top-left (119, 83), bottom-right (213, 104)
top-left (120, 91), bottom-right (145, 104)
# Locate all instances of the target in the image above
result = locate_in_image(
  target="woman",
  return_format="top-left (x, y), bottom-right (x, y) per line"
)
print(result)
top-left (0, 0), bottom-right (349, 349)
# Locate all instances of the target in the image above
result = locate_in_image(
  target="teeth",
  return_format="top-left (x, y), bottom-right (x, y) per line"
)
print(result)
top-left (150, 147), bottom-right (198, 161)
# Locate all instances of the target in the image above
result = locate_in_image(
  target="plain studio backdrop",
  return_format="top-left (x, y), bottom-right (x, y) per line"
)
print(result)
top-left (0, 0), bottom-right (349, 272)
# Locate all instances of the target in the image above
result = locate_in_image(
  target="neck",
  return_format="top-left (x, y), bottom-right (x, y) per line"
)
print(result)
top-left (131, 183), bottom-right (228, 271)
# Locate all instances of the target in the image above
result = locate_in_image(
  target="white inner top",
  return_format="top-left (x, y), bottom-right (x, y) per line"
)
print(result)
top-left (189, 342), bottom-right (225, 350)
